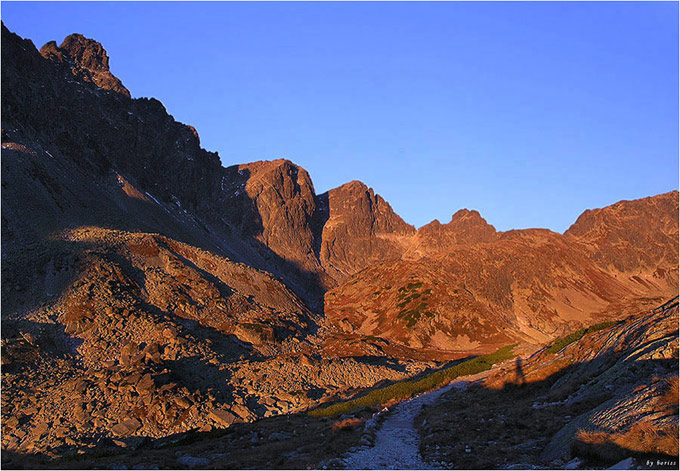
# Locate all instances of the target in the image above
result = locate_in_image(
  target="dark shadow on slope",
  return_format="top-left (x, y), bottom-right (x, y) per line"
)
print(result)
top-left (1, 144), bottom-right (328, 319)
top-left (1, 318), bottom-right (84, 370)
top-left (2, 24), bottom-right (331, 317)
top-left (515, 357), bottom-right (526, 384)
top-left (165, 355), bottom-right (236, 403)
top-left (416, 356), bottom-right (679, 470)
top-left (2, 357), bottom-right (677, 470)
top-left (216, 166), bottom-right (328, 312)
top-left (312, 192), bottom-right (330, 261)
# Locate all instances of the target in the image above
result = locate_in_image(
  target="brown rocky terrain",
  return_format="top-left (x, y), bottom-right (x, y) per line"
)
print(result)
top-left (323, 196), bottom-right (678, 358)
top-left (319, 180), bottom-right (415, 283)
top-left (417, 297), bottom-right (679, 469)
top-left (404, 209), bottom-right (498, 259)
top-left (40, 34), bottom-right (131, 98)
top-left (565, 191), bottom-right (679, 276)
top-left (1, 22), bottom-right (678, 468)
top-left (1, 225), bottom-right (431, 459)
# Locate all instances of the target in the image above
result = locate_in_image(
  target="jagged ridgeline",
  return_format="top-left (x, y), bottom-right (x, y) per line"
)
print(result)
top-left (1, 21), bottom-right (678, 468)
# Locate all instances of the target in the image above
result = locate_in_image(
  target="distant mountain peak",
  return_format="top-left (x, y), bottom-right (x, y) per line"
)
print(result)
top-left (415, 208), bottom-right (497, 247)
top-left (337, 180), bottom-right (369, 191)
top-left (450, 208), bottom-right (483, 222)
top-left (40, 33), bottom-right (130, 97)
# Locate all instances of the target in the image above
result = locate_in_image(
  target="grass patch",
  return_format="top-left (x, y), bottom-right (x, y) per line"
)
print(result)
top-left (547, 321), bottom-right (618, 354)
top-left (240, 322), bottom-right (266, 333)
top-left (309, 344), bottom-right (516, 418)
top-left (395, 283), bottom-right (432, 327)
top-left (397, 302), bottom-right (430, 327)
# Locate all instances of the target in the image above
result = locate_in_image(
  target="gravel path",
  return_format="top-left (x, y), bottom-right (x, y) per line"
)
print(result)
top-left (342, 380), bottom-right (468, 470)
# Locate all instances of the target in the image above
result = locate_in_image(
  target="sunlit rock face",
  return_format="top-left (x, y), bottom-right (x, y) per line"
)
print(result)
top-left (1, 22), bottom-right (678, 464)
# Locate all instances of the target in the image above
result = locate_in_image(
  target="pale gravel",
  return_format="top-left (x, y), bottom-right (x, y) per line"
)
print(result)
top-left (342, 380), bottom-right (468, 470)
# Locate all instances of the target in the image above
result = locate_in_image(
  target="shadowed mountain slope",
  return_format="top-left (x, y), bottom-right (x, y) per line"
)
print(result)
top-left (3, 22), bottom-right (678, 359)
top-left (1, 24), bottom-right (423, 307)
top-left (417, 297), bottom-right (679, 469)
top-left (1, 24), bottom-right (678, 463)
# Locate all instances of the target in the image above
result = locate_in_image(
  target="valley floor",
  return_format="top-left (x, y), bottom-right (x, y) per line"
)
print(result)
top-left (341, 380), bottom-right (467, 470)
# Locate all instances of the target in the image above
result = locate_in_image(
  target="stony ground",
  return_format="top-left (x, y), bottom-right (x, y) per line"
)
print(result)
top-left (417, 301), bottom-right (679, 470)
top-left (0, 227), bottom-right (432, 461)
top-left (1, 406), bottom-right (375, 470)
top-left (2, 23), bottom-right (679, 471)
top-left (341, 380), bottom-right (466, 470)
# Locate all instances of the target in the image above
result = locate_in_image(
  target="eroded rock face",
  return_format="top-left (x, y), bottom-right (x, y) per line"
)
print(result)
top-left (221, 159), bottom-right (325, 289)
top-left (40, 34), bottom-right (130, 98)
top-left (2, 24), bottom-right (222, 245)
top-left (319, 180), bottom-right (415, 283)
top-left (324, 195), bottom-right (679, 356)
top-left (565, 191), bottom-right (679, 283)
top-left (406, 209), bottom-right (497, 258)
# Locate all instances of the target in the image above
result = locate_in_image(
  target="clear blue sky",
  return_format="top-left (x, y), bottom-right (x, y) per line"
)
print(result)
top-left (2, 1), bottom-right (678, 232)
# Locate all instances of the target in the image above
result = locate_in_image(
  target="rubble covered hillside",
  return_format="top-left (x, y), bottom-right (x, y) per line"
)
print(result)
top-left (1, 21), bottom-right (678, 470)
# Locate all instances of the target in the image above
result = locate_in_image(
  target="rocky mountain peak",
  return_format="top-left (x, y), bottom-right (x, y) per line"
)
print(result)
top-left (220, 158), bottom-right (323, 296)
top-left (60, 34), bottom-right (110, 71)
top-left (450, 208), bottom-right (483, 223)
top-left (565, 190), bottom-right (679, 274)
top-left (446, 209), bottom-right (497, 242)
top-left (326, 181), bottom-right (414, 234)
top-left (39, 33), bottom-right (130, 97)
top-left (334, 180), bottom-right (370, 195)
top-left (316, 181), bottom-right (414, 282)
top-left (38, 40), bottom-right (63, 61)
top-left (409, 208), bottom-right (497, 257)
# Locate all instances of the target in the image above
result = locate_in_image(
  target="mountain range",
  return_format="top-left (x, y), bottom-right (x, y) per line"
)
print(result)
top-left (1, 24), bottom-right (677, 467)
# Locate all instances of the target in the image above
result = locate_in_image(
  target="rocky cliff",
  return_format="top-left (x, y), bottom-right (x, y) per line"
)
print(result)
top-left (319, 180), bottom-right (415, 282)
top-left (1, 23), bottom-right (678, 464)
top-left (323, 194), bottom-right (678, 357)
top-left (40, 33), bottom-right (131, 98)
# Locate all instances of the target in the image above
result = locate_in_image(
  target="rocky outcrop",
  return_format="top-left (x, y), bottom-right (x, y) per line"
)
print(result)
top-left (220, 159), bottom-right (327, 293)
top-left (565, 191), bottom-right (679, 286)
top-left (40, 33), bottom-right (130, 97)
top-left (319, 180), bottom-right (415, 282)
top-left (417, 298), bottom-right (679, 469)
top-left (2, 24), bottom-right (223, 243)
top-left (406, 209), bottom-right (497, 258)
